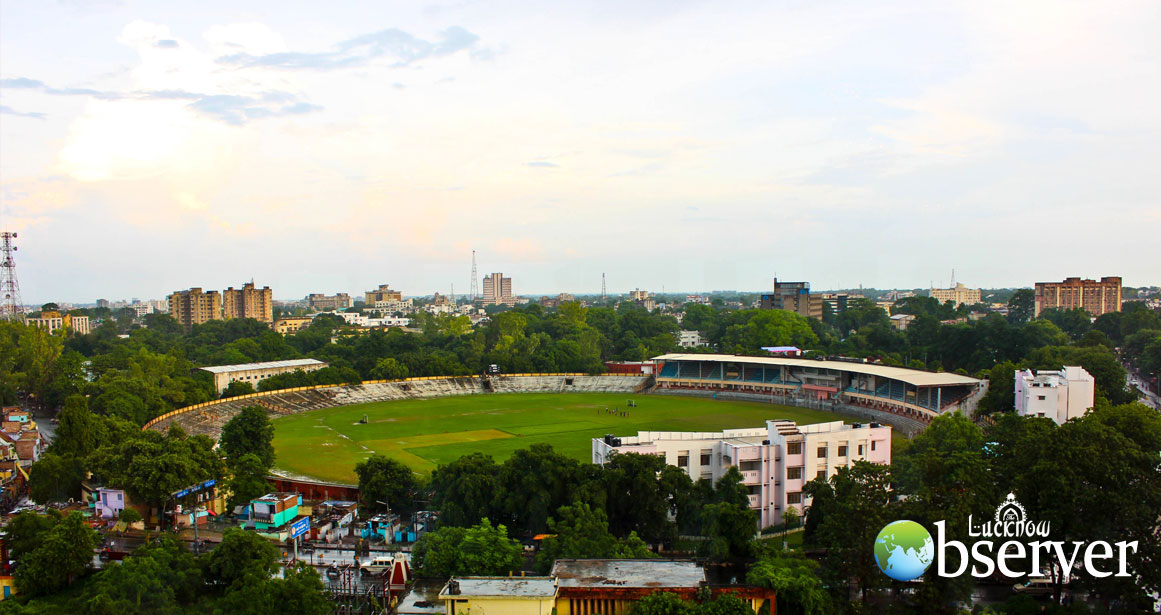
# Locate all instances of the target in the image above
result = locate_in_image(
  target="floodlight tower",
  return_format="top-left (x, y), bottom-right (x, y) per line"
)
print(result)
top-left (1, 231), bottom-right (25, 322)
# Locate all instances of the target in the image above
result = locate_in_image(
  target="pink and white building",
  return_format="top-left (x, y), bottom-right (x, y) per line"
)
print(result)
top-left (593, 419), bottom-right (891, 528)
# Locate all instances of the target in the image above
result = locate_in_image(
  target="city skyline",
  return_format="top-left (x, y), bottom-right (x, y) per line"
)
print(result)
top-left (3, 1), bottom-right (1160, 302)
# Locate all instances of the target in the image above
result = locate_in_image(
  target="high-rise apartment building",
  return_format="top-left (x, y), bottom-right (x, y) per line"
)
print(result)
top-left (1034, 276), bottom-right (1121, 317)
top-left (759, 278), bottom-right (822, 320)
top-left (365, 284), bottom-right (402, 305)
top-left (929, 283), bottom-right (982, 307)
top-left (306, 293), bottom-right (353, 311)
top-left (223, 283), bottom-right (273, 323)
top-left (480, 273), bottom-right (515, 306)
top-left (168, 288), bottom-right (222, 328)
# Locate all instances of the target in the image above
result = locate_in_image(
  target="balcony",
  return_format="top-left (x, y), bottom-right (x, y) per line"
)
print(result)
top-left (747, 494), bottom-right (761, 509)
top-left (741, 470), bottom-right (761, 485)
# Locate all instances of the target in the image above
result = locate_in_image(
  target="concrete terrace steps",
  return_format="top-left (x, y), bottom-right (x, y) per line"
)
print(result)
top-left (149, 375), bottom-right (649, 441)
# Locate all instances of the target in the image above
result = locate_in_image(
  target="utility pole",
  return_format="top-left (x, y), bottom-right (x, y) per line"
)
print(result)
top-left (0, 232), bottom-right (24, 322)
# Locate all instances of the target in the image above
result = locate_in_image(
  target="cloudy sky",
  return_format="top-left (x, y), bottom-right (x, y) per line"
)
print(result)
top-left (2, 0), bottom-right (1159, 303)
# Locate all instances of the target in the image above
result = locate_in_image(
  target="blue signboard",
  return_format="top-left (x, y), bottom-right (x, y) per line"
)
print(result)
top-left (289, 517), bottom-right (310, 540)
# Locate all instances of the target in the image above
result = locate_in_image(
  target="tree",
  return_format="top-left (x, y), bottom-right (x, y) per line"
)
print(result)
top-left (50, 395), bottom-right (107, 458)
top-left (227, 453), bottom-right (271, 510)
top-left (14, 512), bottom-right (98, 595)
top-left (495, 443), bottom-right (588, 534)
top-left (412, 519), bottom-right (522, 578)
top-left (695, 594), bottom-right (756, 615)
top-left (801, 462), bottom-right (894, 601)
top-left (354, 455), bottom-right (418, 515)
top-left (699, 467), bottom-right (758, 561)
top-left (28, 452), bottom-right (85, 504)
top-left (205, 528), bottom-right (280, 589)
top-left (1007, 289), bottom-right (1034, 324)
top-left (221, 380), bottom-right (256, 398)
top-left (603, 452), bottom-right (681, 544)
top-left (81, 535), bottom-right (202, 614)
top-left (535, 502), bottom-right (654, 572)
top-left (629, 592), bottom-right (693, 615)
top-left (369, 357), bottom-right (409, 380)
top-left (219, 406), bottom-right (275, 470)
top-left (1, 510), bottom-right (60, 561)
top-left (429, 453), bottom-right (501, 528)
top-left (119, 507), bottom-right (143, 525)
top-left (747, 552), bottom-right (831, 615)
top-left (893, 414), bottom-right (996, 612)
top-left (976, 361), bottom-right (1018, 415)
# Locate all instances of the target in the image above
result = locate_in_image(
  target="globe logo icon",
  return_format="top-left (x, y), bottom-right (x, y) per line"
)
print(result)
top-left (874, 520), bottom-right (935, 581)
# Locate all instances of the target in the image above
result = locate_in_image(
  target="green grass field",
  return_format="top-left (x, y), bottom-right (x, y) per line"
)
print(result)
top-left (270, 393), bottom-right (866, 484)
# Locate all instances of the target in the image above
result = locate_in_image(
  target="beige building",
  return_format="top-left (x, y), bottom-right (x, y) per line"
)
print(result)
top-left (365, 284), bottom-right (402, 305)
top-left (629, 289), bottom-right (650, 302)
top-left (759, 278), bottom-right (823, 320)
top-left (168, 288), bottom-right (222, 328)
top-left (481, 273), bottom-right (516, 306)
top-left (199, 358), bottom-right (328, 394)
top-left (929, 282), bottom-right (981, 307)
top-left (1034, 276), bottom-right (1121, 317)
top-left (26, 312), bottom-right (91, 335)
top-left (223, 283), bottom-right (273, 323)
top-left (272, 316), bottom-right (315, 335)
top-left (306, 293), bottom-right (352, 311)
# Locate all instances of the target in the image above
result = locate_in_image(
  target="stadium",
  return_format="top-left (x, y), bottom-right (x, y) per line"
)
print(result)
top-left (145, 356), bottom-right (983, 484)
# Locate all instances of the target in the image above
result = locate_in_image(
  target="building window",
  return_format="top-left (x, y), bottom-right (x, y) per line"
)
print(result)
top-left (858, 444), bottom-right (865, 456)
top-left (838, 445), bottom-right (848, 457)
top-left (788, 492), bottom-right (802, 504)
top-left (787, 467), bottom-right (802, 480)
top-left (700, 454), bottom-right (711, 466)
top-left (787, 442), bottom-right (802, 455)
top-left (817, 446), bottom-right (827, 458)
top-left (677, 455), bottom-right (689, 467)
top-left (1037, 395), bottom-right (1046, 401)
top-left (816, 469), bottom-right (827, 480)
top-left (871, 441), bottom-right (877, 451)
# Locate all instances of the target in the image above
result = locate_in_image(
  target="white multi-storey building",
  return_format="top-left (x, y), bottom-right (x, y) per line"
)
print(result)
top-left (677, 330), bottom-right (707, 348)
top-left (593, 419), bottom-right (892, 528)
top-left (1014, 366), bottom-right (1095, 424)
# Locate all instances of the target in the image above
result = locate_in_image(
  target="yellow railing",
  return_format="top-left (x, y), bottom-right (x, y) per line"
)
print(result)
top-left (141, 372), bottom-right (644, 431)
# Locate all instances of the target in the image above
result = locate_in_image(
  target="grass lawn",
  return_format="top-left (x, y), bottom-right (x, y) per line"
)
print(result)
top-left (271, 392), bottom-right (883, 484)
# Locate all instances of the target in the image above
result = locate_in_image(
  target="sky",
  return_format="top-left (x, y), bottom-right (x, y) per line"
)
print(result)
top-left (2, 0), bottom-right (1159, 304)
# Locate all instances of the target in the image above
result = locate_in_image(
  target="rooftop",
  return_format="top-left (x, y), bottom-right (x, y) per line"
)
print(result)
top-left (199, 358), bottom-right (326, 374)
top-left (653, 353), bottom-right (979, 387)
top-left (439, 577), bottom-right (557, 599)
top-left (551, 559), bottom-right (706, 589)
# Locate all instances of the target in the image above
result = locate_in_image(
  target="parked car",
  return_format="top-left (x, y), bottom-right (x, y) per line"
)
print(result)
top-left (1012, 578), bottom-right (1055, 595)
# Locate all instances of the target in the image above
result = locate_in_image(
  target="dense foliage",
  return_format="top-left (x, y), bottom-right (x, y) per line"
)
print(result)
top-left (0, 530), bottom-right (330, 615)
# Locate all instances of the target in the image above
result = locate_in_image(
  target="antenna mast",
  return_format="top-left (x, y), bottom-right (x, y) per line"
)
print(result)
top-left (601, 273), bottom-right (607, 302)
top-left (1, 231), bottom-right (25, 322)
top-left (469, 250), bottom-right (479, 302)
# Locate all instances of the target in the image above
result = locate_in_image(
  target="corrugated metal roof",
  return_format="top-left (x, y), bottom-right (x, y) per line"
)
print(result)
top-left (551, 559), bottom-right (706, 588)
top-left (440, 577), bottom-right (557, 598)
top-left (653, 353), bottom-right (979, 387)
top-left (198, 358), bottom-right (326, 374)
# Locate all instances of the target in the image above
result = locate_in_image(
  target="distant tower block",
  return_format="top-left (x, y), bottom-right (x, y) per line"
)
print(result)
top-left (0, 232), bottom-right (25, 322)
top-left (470, 250), bottom-right (479, 301)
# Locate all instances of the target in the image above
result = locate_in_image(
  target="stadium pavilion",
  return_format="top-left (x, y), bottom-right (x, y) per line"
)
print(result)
top-left (653, 353), bottom-right (981, 422)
